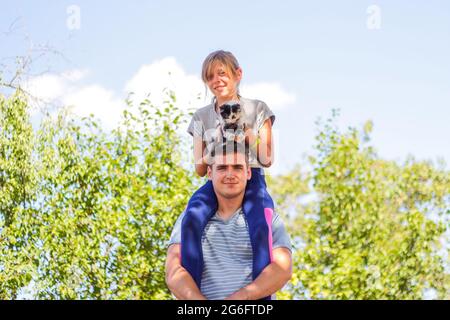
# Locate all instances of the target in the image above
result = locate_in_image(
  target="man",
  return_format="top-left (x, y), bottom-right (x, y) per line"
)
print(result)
top-left (165, 142), bottom-right (292, 300)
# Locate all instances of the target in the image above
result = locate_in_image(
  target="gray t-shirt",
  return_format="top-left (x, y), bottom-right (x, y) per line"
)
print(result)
top-left (168, 208), bottom-right (291, 300)
top-left (187, 97), bottom-right (275, 168)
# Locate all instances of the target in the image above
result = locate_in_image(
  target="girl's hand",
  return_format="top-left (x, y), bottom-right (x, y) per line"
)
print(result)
top-left (234, 134), bottom-right (245, 143)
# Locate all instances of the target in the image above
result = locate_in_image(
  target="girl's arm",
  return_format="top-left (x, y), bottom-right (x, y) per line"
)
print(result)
top-left (193, 135), bottom-right (208, 177)
top-left (245, 118), bottom-right (273, 167)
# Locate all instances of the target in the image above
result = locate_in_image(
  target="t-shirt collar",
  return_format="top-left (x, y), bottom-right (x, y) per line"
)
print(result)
top-left (216, 207), bottom-right (243, 223)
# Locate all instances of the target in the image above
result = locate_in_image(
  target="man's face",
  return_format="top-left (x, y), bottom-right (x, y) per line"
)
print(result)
top-left (207, 152), bottom-right (251, 199)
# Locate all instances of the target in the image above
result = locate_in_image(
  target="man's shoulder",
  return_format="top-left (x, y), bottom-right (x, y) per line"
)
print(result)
top-left (171, 211), bottom-right (186, 231)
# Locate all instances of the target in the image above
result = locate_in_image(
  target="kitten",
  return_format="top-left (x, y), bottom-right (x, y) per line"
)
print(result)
top-left (218, 101), bottom-right (246, 142)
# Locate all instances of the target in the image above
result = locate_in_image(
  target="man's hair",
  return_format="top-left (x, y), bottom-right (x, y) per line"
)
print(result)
top-left (209, 141), bottom-right (249, 167)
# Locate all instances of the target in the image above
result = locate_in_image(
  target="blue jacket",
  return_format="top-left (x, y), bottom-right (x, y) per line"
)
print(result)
top-left (180, 179), bottom-right (273, 300)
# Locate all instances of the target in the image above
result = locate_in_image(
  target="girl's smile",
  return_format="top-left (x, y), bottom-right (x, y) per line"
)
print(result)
top-left (206, 63), bottom-right (242, 107)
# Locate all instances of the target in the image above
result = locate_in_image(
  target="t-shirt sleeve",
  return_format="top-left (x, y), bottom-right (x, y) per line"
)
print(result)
top-left (256, 101), bottom-right (275, 131)
top-left (167, 211), bottom-right (186, 247)
top-left (271, 212), bottom-right (292, 252)
top-left (187, 112), bottom-right (204, 138)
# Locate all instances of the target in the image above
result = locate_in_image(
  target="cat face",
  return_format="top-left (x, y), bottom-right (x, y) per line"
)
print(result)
top-left (219, 102), bottom-right (241, 125)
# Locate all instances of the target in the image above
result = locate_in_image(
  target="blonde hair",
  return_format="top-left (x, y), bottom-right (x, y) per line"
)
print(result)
top-left (201, 50), bottom-right (241, 98)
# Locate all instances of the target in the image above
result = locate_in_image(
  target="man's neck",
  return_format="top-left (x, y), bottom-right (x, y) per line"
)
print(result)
top-left (216, 192), bottom-right (244, 220)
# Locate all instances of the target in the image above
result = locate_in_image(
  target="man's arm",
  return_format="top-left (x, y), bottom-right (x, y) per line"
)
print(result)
top-left (225, 247), bottom-right (292, 300)
top-left (165, 244), bottom-right (207, 300)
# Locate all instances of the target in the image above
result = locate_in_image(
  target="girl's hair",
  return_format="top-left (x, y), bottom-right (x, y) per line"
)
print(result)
top-left (201, 50), bottom-right (241, 98)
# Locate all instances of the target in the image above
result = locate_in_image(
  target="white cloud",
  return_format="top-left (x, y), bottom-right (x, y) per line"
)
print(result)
top-left (24, 69), bottom-right (89, 112)
top-left (24, 69), bottom-right (123, 130)
top-left (25, 69), bottom-right (90, 101)
top-left (25, 73), bottom-right (66, 105)
top-left (124, 56), bottom-right (206, 113)
top-left (124, 57), bottom-right (297, 113)
top-left (24, 58), bottom-right (295, 133)
top-left (241, 82), bottom-right (296, 111)
top-left (61, 69), bottom-right (90, 82)
top-left (62, 85), bottom-right (124, 130)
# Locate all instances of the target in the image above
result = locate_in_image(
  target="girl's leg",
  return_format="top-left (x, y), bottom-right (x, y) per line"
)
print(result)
top-left (244, 168), bottom-right (275, 218)
top-left (180, 180), bottom-right (218, 288)
top-left (243, 168), bottom-right (275, 300)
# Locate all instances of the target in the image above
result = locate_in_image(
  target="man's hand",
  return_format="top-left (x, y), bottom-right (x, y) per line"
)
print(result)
top-left (224, 247), bottom-right (292, 300)
top-left (224, 287), bottom-right (250, 300)
top-left (165, 244), bottom-right (207, 300)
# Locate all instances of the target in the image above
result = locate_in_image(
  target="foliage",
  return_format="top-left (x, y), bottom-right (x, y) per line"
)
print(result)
top-left (0, 91), bottom-right (38, 299)
top-left (1, 89), bottom-right (448, 299)
top-left (269, 112), bottom-right (449, 299)
top-left (0, 90), bottom-right (196, 299)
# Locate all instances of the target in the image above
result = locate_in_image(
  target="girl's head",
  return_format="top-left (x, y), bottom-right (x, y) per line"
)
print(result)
top-left (201, 50), bottom-right (242, 104)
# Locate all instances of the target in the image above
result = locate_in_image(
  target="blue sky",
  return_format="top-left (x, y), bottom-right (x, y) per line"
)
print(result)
top-left (1, 0), bottom-right (450, 174)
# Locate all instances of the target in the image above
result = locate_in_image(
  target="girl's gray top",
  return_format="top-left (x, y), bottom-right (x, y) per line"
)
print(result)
top-left (187, 97), bottom-right (275, 169)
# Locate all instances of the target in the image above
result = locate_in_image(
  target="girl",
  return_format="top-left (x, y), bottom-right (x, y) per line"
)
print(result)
top-left (181, 50), bottom-right (276, 299)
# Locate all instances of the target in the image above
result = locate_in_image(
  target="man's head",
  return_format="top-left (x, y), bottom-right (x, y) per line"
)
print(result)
top-left (207, 141), bottom-right (251, 200)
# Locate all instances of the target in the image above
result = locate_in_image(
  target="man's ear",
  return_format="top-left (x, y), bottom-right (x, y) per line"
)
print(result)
top-left (207, 166), bottom-right (212, 180)
top-left (247, 166), bottom-right (252, 181)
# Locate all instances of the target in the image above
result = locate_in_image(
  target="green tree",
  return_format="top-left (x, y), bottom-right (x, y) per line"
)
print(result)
top-left (1, 89), bottom-right (197, 299)
top-left (2, 86), bottom-right (448, 300)
top-left (269, 113), bottom-right (449, 299)
top-left (0, 91), bottom-right (38, 299)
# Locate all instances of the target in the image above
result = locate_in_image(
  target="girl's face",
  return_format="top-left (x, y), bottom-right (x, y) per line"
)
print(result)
top-left (206, 63), bottom-right (242, 102)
